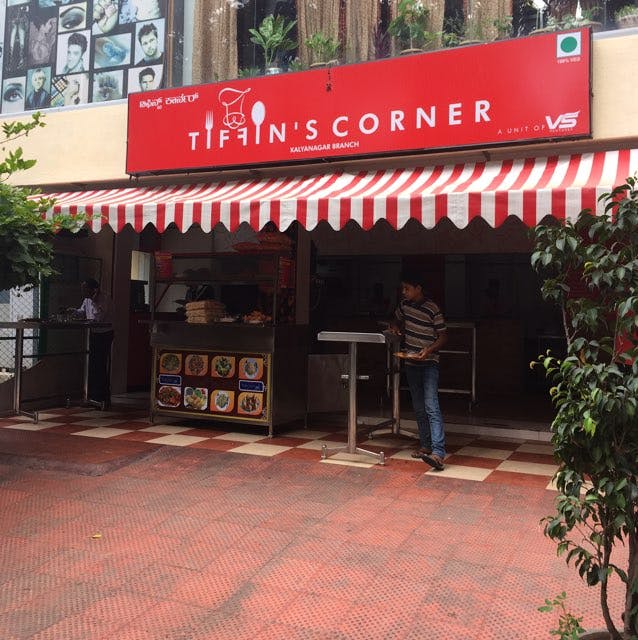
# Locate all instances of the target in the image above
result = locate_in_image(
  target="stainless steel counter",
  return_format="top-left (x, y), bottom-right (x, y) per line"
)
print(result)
top-left (0, 321), bottom-right (112, 420)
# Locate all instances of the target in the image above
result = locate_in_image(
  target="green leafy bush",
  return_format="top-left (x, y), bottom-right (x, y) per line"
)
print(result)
top-left (532, 178), bottom-right (638, 639)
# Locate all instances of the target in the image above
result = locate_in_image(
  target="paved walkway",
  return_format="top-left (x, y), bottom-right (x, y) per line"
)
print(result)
top-left (0, 403), bottom-right (623, 639)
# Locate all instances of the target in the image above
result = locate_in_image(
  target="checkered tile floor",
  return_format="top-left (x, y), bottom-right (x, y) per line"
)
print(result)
top-left (0, 404), bottom-right (559, 489)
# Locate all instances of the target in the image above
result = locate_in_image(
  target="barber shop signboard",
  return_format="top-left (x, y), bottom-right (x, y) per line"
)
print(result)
top-left (126, 29), bottom-right (592, 175)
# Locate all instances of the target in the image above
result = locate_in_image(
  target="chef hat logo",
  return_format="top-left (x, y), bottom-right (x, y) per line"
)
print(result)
top-left (218, 87), bottom-right (251, 129)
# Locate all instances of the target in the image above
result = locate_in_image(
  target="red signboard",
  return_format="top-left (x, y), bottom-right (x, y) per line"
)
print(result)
top-left (127, 29), bottom-right (591, 175)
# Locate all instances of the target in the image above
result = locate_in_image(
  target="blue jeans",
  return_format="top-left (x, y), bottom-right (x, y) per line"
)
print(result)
top-left (405, 363), bottom-right (445, 458)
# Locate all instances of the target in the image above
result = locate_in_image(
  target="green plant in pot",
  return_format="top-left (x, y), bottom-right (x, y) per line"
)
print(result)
top-left (531, 178), bottom-right (638, 640)
top-left (615, 4), bottom-right (638, 29)
top-left (388, 0), bottom-right (434, 53)
top-left (305, 32), bottom-right (340, 67)
top-left (492, 15), bottom-right (512, 39)
top-left (249, 14), bottom-right (297, 75)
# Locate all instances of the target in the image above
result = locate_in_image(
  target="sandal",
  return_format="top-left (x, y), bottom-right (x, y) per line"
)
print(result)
top-left (421, 453), bottom-right (445, 471)
top-left (410, 447), bottom-right (432, 458)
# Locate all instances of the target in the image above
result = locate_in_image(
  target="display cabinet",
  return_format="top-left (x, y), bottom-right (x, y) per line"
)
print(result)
top-left (148, 250), bottom-right (307, 435)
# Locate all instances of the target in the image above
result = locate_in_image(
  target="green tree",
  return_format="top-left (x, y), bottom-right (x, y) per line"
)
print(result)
top-left (0, 113), bottom-right (80, 292)
top-left (532, 177), bottom-right (638, 640)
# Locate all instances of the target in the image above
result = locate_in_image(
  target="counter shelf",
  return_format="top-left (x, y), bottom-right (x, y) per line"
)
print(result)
top-left (0, 320), bottom-right (112, 421)
top-left (149, 322), bottom-right (308, 436)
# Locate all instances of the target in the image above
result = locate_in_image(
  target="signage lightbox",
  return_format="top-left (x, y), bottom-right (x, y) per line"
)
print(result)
top-left (126, 29), bottom-right (591, 175)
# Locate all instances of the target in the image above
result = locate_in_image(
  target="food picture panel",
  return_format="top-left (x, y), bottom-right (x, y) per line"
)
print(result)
top-left (239, 357), bottom-right (263, 380)
top-left (185, 353), bottom-right (208, 376)
top-left (211, 389), bottom-right (234, 413)
top-left (159, 352), bottom-right (182, 374)
top-left (211, 355), bottom-right (235, 379)
top-left (157, 384), bottom-right (181, 408)
top-left (184, 387), bottom-right (208, 411)
top-left (154, 349), bottom-right (268, 421)
top-left (237, 392), bottom-right (263, 417)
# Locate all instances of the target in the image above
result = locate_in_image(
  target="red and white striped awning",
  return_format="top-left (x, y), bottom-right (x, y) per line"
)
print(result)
top-left (46, 149), bottom-right (638, 233)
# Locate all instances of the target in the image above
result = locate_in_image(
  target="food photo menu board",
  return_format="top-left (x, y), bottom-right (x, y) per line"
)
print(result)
top-left (0, 0), bottom-right (166, 114)
top-left (155, 349), bottom-right (270, 423)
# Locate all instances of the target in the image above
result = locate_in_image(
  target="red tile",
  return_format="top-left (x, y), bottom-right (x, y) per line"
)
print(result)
top-left (187, 438), bottom-right (236, 451)
top-left (180, 428), bottom-right (228, 437)
top-left (483, 470), bottom-right (555, 489)
top-left (276, 448), bottom-right (321, 461)
top-left (112, 432), bottom-right (159, 442)
top-left (260, 436), bottom-right (309, 447)
top-left (444, 454), bottom-right (502, 469)
top-left (508, 451), bottom-right (557, 464)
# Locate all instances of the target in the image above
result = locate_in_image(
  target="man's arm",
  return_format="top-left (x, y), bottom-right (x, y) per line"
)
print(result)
top-left (415, 330), bottom-right (447, 360)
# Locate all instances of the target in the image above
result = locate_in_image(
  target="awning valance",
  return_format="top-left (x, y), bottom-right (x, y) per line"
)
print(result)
top-left (46, 149), bottom-right (638, 233)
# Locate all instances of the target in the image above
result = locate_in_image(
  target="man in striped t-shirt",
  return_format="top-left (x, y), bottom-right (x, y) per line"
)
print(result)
top-left (390, 272), bottom-right (447, 470)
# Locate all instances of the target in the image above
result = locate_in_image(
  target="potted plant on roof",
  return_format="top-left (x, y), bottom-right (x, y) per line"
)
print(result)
top-left (531, 178), bottom-right (638, 640)
top-left (249, 14), bottom-right (297, 75)
top-left (615, 4), bottom-right (638, 28)
top-left (388, 0), bottom-right (435, 54)
top-left (305, 32), bottom-right (341, 68)
top-left (492, 15), bottom-right (513, 39)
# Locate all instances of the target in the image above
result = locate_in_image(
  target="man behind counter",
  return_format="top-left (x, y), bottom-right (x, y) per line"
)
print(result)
top-left (70, 278), bottom-right (113, 408)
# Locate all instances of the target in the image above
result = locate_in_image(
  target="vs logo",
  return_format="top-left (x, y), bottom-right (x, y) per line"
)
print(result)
top-left (545, 111), bottom-right (580, 131)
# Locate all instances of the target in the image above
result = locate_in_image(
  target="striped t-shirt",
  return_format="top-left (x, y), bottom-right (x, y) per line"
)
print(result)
top-left (395, 298), bottom-right (446, 363)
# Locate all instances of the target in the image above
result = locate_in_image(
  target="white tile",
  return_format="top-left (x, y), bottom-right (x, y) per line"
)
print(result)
top-left (139, 425), bottom-right (192, 434)
top-left (389, 449), bottom-right (422, 461)
top-left (454, 446), bottom-right (513, 460)
top-left (282, 429), bottom-right (332, 440)
top-left (497, 460), bottom-right (559, 476)
top-left (212, 432), bottom-right (265, 443)
top-left (4, 421), bottom-right (64, 431)
top-left (71, 418), bottom-right (129, 428)
top-left (320, 453), bottom-right (375, 469)
top-left (297, 439), bottom-right (346, 451)
top-left (230, 443), bottom-right (291, 457)
top-left (425, 465), bottom-right (493, 481)
top-left (516, 443), bottom-right (555, 455)
top-left (17, 412), bottom-right (62, 421)
top-left (72, 427), bottom-right (133, 438)
top-left (146, 434), bottom-right (208, 446)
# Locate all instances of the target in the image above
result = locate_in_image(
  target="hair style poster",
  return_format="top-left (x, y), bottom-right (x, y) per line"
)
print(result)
top-left (2, 75), bottom-right (25, 112)
top-left (0, 0), bottom-right (169, 113)
top-left (50, 70), bottom-right (88, 106)
top-left (127, 62), bottom-right (162, 93)
top-left (92, 68), bottom-right (122, 101)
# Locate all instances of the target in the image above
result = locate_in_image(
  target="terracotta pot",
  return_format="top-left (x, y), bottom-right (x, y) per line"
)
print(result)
top-left (616, 13), bottom-right (638, 28)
